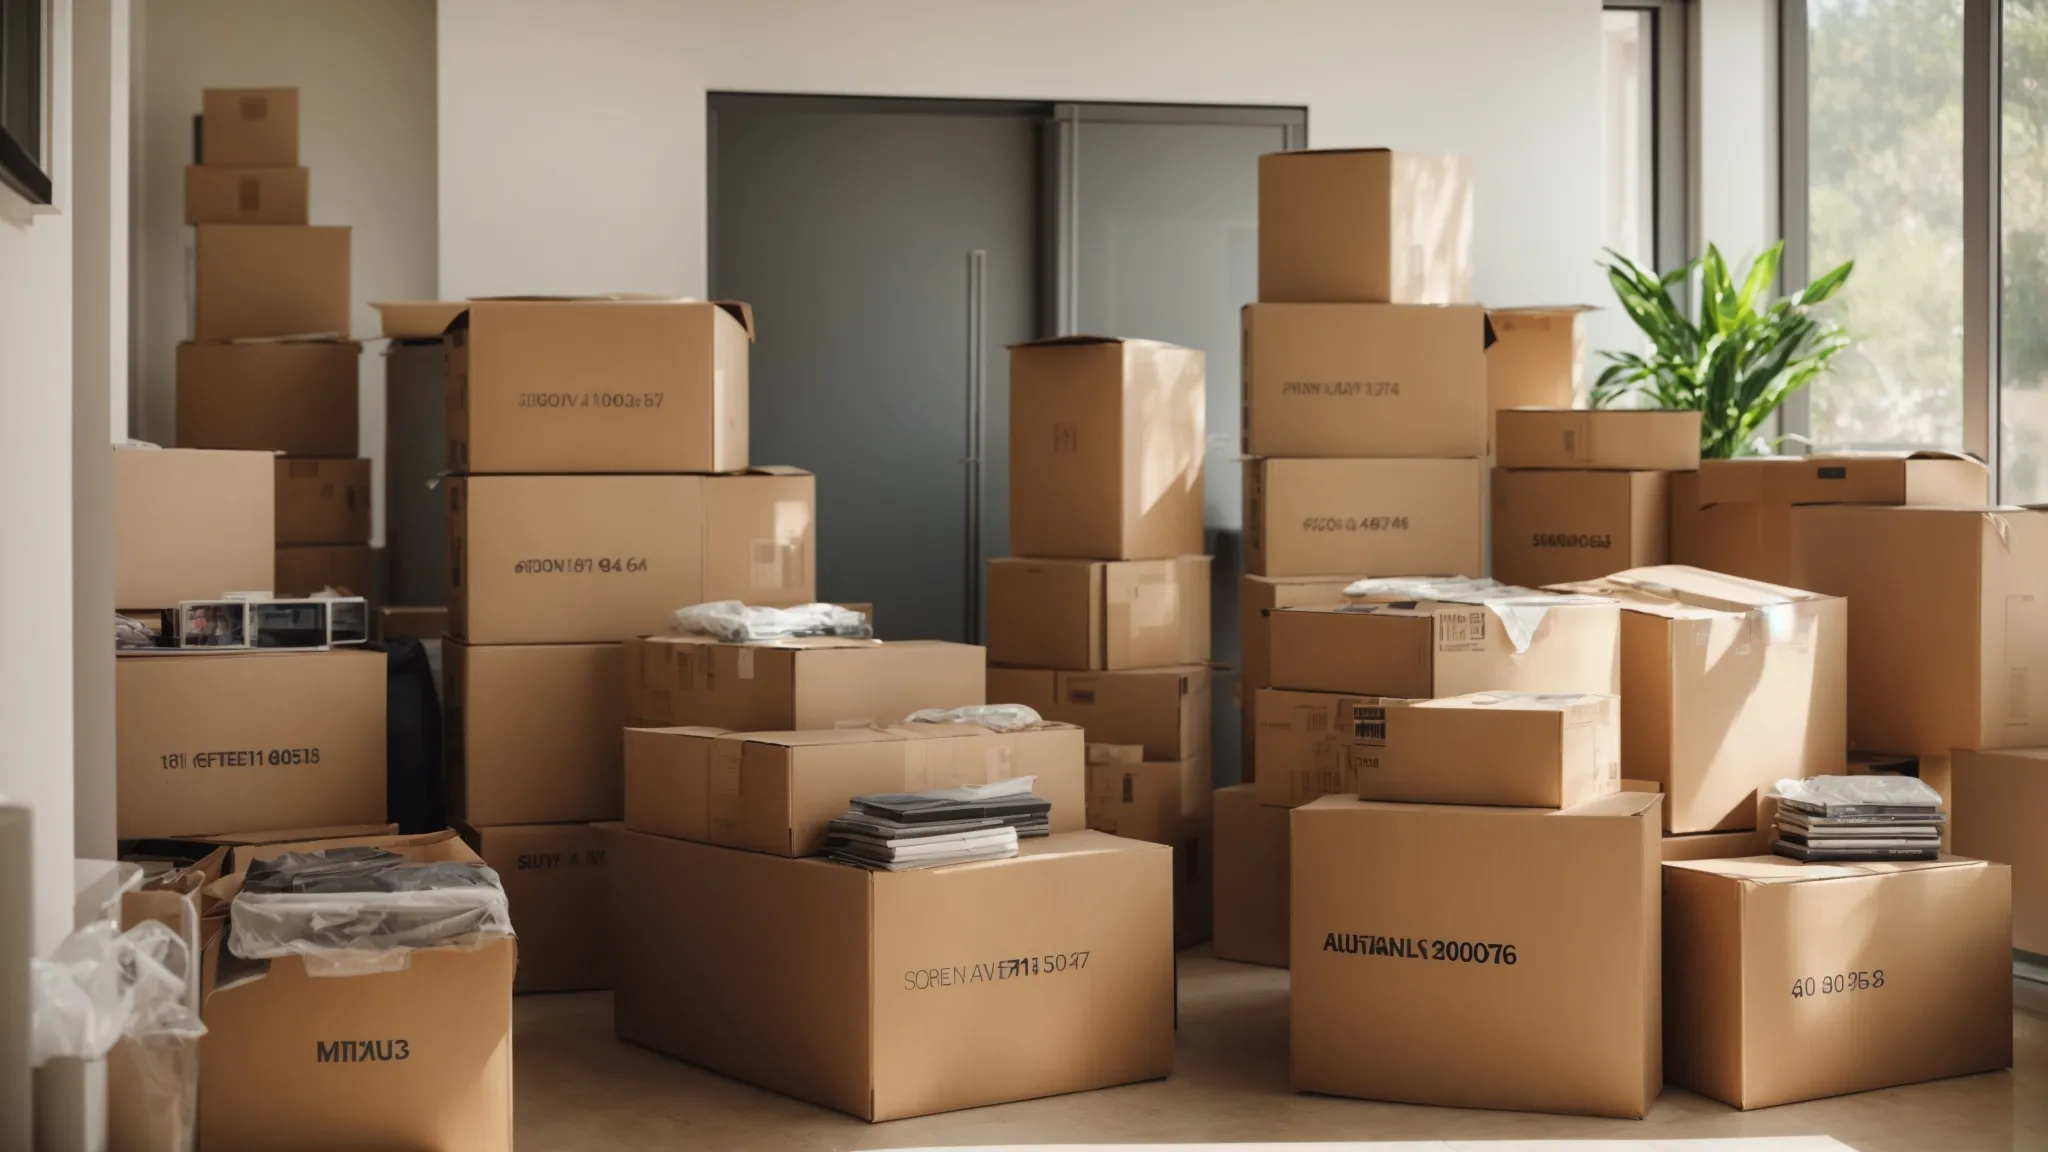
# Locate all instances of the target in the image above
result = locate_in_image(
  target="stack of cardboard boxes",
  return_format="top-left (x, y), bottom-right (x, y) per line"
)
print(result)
top-left (1491, 408), bottom-right (1701, 587)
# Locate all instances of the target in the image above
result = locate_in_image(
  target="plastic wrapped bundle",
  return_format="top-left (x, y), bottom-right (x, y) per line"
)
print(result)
top-left (670, 600), bottom-right (873, 643)
top-left (228, 847), bottom-right (513, 976)
top-left (904, 704), bottom-right (1044, 732)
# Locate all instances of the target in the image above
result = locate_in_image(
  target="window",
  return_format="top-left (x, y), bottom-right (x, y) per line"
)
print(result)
top-left (1603, 2), bottom-right (1690, 273)
top-left (2004, 2), bottom-right (2048, 500)
top-left (0, 0), bottom-right (50, 204)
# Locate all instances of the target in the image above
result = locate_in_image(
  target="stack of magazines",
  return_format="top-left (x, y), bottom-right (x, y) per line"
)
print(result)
top-left (823, 777), bottom-right (1050, 871)
top-left (1770, 776), bottom-right (1946, 862)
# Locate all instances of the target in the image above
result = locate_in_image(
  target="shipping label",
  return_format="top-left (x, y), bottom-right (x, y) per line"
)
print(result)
top-left (1436, 610), bottom-right (1489, 653)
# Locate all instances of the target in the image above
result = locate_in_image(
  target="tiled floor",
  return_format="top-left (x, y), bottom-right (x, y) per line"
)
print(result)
top-left (512, 951), bottom-right (2048, 1151)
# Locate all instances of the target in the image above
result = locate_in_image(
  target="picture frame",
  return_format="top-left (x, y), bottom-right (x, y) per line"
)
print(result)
top-left (0, 0), bottom-right (53, 205)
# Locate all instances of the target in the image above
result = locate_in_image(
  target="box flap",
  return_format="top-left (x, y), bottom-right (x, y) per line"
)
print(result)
top-left (1554, 790), bottom-right (1663, 820)
top-left (1697, 452), bottom-right (1989, 505)
top-left (731, 728), bottom-right (906, 750)
top-left (744, 465), bottom-right (811, 477)
top-left (1426, 691), bottom-right (1615, 714)
top-left (1664, 855), bottom-right (1986, 885)
top-left (370, 301), bottom-right (467, 340)
top-left (1551, 565), bottom-right (1834, 617)
top-left (1263, 146), bottom-right (1392, 157)
top-left (446, 296), bottom-right (756, 341)
top-left (1487, 304), bottom-right (1599, 318)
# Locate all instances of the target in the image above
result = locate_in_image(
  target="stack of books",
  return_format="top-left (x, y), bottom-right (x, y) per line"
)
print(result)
top-left (1770, 776), bottom-right (1945, 862)
top-left (822, 777), bottom-right (1051, 871)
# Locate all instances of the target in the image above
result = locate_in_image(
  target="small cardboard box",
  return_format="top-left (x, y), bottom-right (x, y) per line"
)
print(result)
top-left (274, 544), bottom-right (372, 598)
top-left (1491, 469), bottom-right (1670, 588)
top-left (446, 298), bottom-right (751, 474)
top-left (622, 721), bottom-right (1085, 856)
top-left (275, 458), bottom-right (370, 546)
top-left (608, 827), bottom-right (1174, 1122)
top-left (1252, 688), bottom-right (1393, 808)
top-left (1212, 784), bottom-right (1289, 968)
top-left (446, 469), bottom-right (815, 644)
top-left (194, 225), bottom-right (351, 341)
top-left (1669, 470), bottom-right (1781, 584)
top-left (176, 340), bottom-right (360, 457)
top-left (985, 557), bottom-right (1210, 671)
top-left (623, 635), bottom-right (985, 731)
top-left (1495, 408), bottom-right (1700, 471)
top-left (1376, 692), bottom-right (1621, 809)
top-left (1241, 575), bottom-right (1358, 779)
top-left (1257, 149), bottom-right (1473, 305)
top-left (1240, 303), bottom-right (1487, 457)
top-left (1082, 750), bottom-right (1214, 950)
top-left (200, 87), bottom-right (298, 165)
top-left (1292, 792), bottom-right (1662, 1118)
top-left (1551, 566), bottom-right (1847, 832)
top-left (1791, 505), bottom-right (2048, 756)
top-left (1008, 336), bottom-right (1205, 561)
top-left (1244, 457), bottom-right (1483, 578)
top-left (1664, 855), bottom-right (2012, 1109)
top-left (444, 640), bottom-right (623, 826)
top-left (987, 665), bottom-right (1209, 763)
top-left (115, 649), bottom-right (385, 838)
top-left (1268, 594), bottom-right (1620, 700)
top-left (1952, 747), bottom-right (2048, 953)
top-left (197, 832), bottom-right (513, 1152)
top-left (465, 822), bottom-right (611, 995)
top-left (114, 446), bottom-right (274, 610)
top-left (1485, 307), bottom-right (1595, 416)
top-left (184, 165), bottom-right (309, 225)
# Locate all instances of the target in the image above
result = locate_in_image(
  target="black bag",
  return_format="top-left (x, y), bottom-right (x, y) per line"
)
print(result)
top-left (380, 638), bottom-right (445, 834)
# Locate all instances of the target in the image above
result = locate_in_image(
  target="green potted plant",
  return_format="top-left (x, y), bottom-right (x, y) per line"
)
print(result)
top-left (1592, 242), bottom-right (1854, 458)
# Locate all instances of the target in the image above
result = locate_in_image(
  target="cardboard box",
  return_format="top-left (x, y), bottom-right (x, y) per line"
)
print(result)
top-left (622, 721), bottom-right (1086, 856)
top-left (446, 297), bottom-right (749, 474)
top-left (1257, 149), bottom-right (1473, 305)
top-left (1495, 408), bottom-right (1701, 471)
top-left (623, 635), bottom-right (984, 731)
top-left (114, 447), bottom-right (274, 609)
top-left (1491, 469), bottom-right (1670, 588)
top-left (1550, 566), bottom-right (1847, 832)
top-left (985, 556), bottom-right (1210, 671)
top-left (1668, 470), bottom-right (1774, 583)
top-left (1268, 595), bottom-right (1621, 700)
top-left (608, 827), bottom-right (1174, 1122)
top-left (986, 664), bottom-right (1210, 762)
top-left (197, 832), bottom-right (513, 1152)
top-left (1252, 688), bottom-right (1393, 808)
top-left (274, 544), bottom-right (372, 598)
top-left (1485, 307), bottom-right (1594, 415)
top-left (1241, 575), bottom-right (1358, 779)
top-left (1376, 692), bottom-right (1621, 809)
top-left (1292, 792), bottom-right (1662, 1118)
top-left (1244, 457), bottom-right (1484, 578)
top-left (184, 165), bottom-right (309, 225)
top-left (1008, 336), bottom-right (1205, 560)
top-left (1664, 856), bottom-right (2012, 1109)
top-left (275, 458), bottom-right (370, 545)
top-left (1212, 784), bottom-right (1289, 967)
top-left (1240, 303), bottom-right (1487, 457)
top-left (465, 822), bottom-right (611, 994)
top-left (1790, 505), bottom-right (2048, 756)
top-left (1952, 747), bottom-right (2048, 954)
top-left (444, 640), bottom-right (623, 826)
top-left (114, 649), bottom-right (386, 838)
top-left (446, 469), bottom-right (816, 644)
top-left (374, 605), bottom-right (447, 642)
top-left (175, 340), bottom-right (360, 457)
top-left (1659, 826), bottom-right (1771, 862)
top-left (194, 225), bottom-right (351, 341)
top-left (200, 87), bottom-right (298, 165)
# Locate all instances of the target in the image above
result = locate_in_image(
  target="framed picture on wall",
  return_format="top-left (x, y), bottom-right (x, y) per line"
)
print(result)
top-left (0, 0), bottom-right (52, 205)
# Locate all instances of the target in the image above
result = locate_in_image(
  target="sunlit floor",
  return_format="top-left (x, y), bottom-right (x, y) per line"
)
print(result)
top-left (512, 950), bottom-right (2048, 1151)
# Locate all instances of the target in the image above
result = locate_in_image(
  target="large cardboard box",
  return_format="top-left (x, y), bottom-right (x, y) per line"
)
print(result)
top-left (1669, 470), bottom-right (1781, 584)
top-left (1240, 303), bottom-right (1487, 457)
top-left (446, 469), bottom-right (816, 644)
top-left (197, 832), bottom-right (513, 1152)
top-left (446, 298), bottom-right (751, 475)
top-left (1952, 747), bottom-right (2048, 954)
top-left (444, 640), bottom-right (623, 826)
top-left (176, 340), bottom-right (360, 457)
top-left (1008, 336), bottom-right (1205, 560)
top-left (114, 447), bottom-right (274, 609)
top-left (1377, 692), bottom-right (1621, 809)
top-left (1485, 307), bottom-right (1595, 416)
top-left (985, 556), bottom-right (1209, 671)
top-left (1491, 469), bottom-right (1670, 588)
top-left (1252, 688), bottom-right (1393, 808)
top-left (1241, 575), bottom-right (1357, 779)
top-left (1292, 792), bottom-right (1662, 1118)
top-left (274, 544), bottom-right (372, 598)
top-left (1244, 457), bottom-right (1483, 578)
top-left (1212, 784), bottom-right (1289, 967)
top-left (194, 225), bottom-right (351, 341)
top-left (1083, 750), bottom-right (1213, 949)
top-left (115, 649), bottom-right (386, 838)
top-left (1494, 408), bottom-right (1700, 471)
top-left (623, 722), bottom-right (1086, 856)
top-left (623, 635), bottom-right (984, 731)
top-left (987, 665), bottom-right (1209, 762)
top-left (1664, 856), bottom-right (2012, 1109)
top-left (184, 165), bottom-right (309, 225)
top-left (465, 822), bottom-right (611, 994)
top-left (275, 458), bottom-right (371, 545)
top-left (1551, 566), bottom-right (1847, 832)
top-left (200, 87), bottom-right (298, 165)
top-left (1257, 149), bottom-right (1473, 305)
top-left (608, 827), bottom-right (1174, 1122)
top-left (1268, 595), bottom-right (1621, 700)
top-left (1791, 505), bottom-right (2048, 756)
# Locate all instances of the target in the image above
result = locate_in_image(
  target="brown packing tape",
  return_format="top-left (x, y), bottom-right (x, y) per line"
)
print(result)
top-left (708, 741), bottom-right (744, 839)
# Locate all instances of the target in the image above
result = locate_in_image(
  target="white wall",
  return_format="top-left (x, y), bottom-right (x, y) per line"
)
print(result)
top-left (135, 0), bottom-right (438, 546)
top-left (1697, 0), bottom-right (1781, 263)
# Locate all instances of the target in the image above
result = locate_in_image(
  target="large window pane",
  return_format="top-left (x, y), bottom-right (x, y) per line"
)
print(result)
top-left (1603, 9), bottom-right (1655, 267)
top-left (1806, 0), bottom-right (1965, 451)
top-left (2005, 2), bottom-right (2048, 500)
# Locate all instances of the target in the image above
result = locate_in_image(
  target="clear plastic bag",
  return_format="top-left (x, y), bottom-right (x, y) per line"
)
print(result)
top-left (670, 600), bottom-right (873, 643)
top-left (1344, 576), bottom-right (1513, 601)
top-left (31, 918), bottom-right (205, 1065)
top-left (228, 847), bottom-right (514, 976)
top-left (1342, 578), bottom-right (1614, 654)
top-left (1773, 775), bottom-right (1944, 811)
top-left (905, 704), bottom-right (1045, 732)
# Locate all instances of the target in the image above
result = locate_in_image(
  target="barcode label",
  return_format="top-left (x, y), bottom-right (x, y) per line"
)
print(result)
top-left (1437, 610), bottom-right (1488, 652)
top-left (1352, 705), bottom-right (1387, 744)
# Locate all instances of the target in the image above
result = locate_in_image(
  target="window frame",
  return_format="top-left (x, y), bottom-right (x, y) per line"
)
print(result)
top-left (1607, 0), bottom-right (1696, 275)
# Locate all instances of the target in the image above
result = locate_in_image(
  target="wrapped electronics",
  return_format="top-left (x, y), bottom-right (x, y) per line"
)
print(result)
top-left (671, 600), bottom-right (873, 643)
top-left (119, 593), bottom-right (370, 651)
top-left (226, 846), bottom-right (513, 976)
top-left (905, 704), bottom-right (1044, 732)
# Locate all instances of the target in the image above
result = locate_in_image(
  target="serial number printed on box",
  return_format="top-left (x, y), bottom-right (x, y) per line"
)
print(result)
top-left (902, 951), bottom-right (1091, 991)
top-left (159, 747), bottom-right (322, 770)
top-left (516, 392), bottom-right (668, 409)
top-left (512, 557), bottom-right (649, 574)
top-left (1322, 932), bottom-right (1518, 965)
top-left (1791, 970), bottom-right (1884, 998)
top-left (1302, 516), bottom-right (1410, 533)
top-left (1280, 380), bottom-right (1400, 398)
